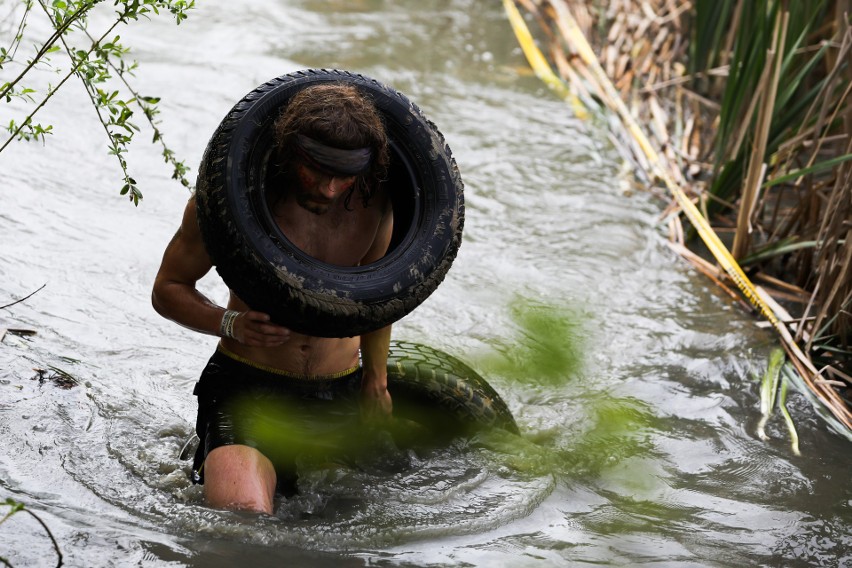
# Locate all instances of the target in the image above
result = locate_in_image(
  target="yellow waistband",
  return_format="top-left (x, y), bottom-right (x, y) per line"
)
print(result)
top-left (217, 344), bottom-right (360, 381)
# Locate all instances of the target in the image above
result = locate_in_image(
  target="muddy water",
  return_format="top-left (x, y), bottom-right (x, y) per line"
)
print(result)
top-left (1, 1), bottom-right (850, 566)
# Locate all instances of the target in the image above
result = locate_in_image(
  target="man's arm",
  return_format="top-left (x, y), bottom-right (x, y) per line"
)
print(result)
top-left (360, 324), bottom-right (392, 418)
top-left (151, 196), bottom-right (290, 346)
top-left (152, 196), bottom-right (223, 335)
top-left (359, 202), bottom-right (394, 418)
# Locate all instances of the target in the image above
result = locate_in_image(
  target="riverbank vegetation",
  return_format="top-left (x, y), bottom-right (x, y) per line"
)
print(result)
top-left (506, 0), bottom-right (851, 436)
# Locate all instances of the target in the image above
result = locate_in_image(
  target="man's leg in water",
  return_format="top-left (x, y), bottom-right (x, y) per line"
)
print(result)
top-left (203, 444), bottom-right (277, 514)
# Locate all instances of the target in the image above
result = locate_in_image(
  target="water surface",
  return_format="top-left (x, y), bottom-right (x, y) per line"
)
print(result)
top-left (1, 1), bottom-right (849, 566)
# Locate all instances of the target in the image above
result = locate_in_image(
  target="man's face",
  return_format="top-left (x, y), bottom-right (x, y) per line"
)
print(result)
top-left (293, 162), bottom-right (357, 215)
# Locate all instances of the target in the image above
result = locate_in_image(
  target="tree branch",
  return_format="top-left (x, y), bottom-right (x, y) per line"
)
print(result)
top-left (0, 283), bottom-right (46, 310)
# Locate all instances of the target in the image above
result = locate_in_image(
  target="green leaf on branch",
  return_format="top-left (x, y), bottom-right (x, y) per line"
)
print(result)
top-left (1, 497), bottom-right (64, 564)
top-left (2, 498), bottom-right (26, 517)
top-left (2, 0), bottom-right (196, 203)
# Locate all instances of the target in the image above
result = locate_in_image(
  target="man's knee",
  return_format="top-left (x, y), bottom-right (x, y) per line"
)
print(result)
top-left (203, 444), bottom-right (276, 514)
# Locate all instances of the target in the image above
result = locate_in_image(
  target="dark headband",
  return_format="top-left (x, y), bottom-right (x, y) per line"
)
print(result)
top-left (294, 134), bottom-right (372, 176)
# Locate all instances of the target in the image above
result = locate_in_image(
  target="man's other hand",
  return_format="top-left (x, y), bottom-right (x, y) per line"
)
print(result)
top-left (360, 378), bottom-right (393, 421)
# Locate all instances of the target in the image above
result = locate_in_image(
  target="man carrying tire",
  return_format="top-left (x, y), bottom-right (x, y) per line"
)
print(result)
top-left (151, 83), bottom-right (394, 515)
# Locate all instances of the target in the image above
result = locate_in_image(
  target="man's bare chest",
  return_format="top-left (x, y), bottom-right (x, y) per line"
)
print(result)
top-left (277, 207), bottom-right (381, 266)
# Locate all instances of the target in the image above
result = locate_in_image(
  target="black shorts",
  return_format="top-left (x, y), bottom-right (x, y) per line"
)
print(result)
top-left (191, 348), bottom-right (362, 489)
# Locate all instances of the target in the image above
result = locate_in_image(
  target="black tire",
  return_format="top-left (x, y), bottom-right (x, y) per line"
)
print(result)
top-left (387, 341), bottom-right (519, 436)
top-left (195, 69), bottom-right (464, 337)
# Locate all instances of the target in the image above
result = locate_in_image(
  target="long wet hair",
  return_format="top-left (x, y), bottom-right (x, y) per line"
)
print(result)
top-left (272, 83), bottom-right (389, 209)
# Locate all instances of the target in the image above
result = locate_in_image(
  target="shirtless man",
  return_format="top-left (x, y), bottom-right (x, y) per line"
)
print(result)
top-left (152, 84), bottom-right (393, 515)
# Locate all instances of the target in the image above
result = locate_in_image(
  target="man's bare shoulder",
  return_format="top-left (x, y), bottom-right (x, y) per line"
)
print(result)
top-left (176, 195), bottom-right (205, 243)
top-left (162, 195), bottom-right (210, 266)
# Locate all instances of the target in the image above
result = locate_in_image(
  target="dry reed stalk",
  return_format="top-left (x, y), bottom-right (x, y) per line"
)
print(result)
top-left (807, 148), bottom-right (852, 352)
top-left (754, 272), bottom-right (810, 296)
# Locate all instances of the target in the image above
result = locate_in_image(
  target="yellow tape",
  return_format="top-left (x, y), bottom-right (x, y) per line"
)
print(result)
top-left (502, 0), bottom-right (587, 119)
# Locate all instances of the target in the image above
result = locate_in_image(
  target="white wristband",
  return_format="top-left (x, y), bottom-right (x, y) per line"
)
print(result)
top-left (220, 310), bottom-right (239, 339)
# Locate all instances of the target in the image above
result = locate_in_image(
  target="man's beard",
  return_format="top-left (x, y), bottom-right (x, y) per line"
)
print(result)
top-left (278, 167), bottom-right (357, 215)
top-left (279, 168), bottom-right (330, 215)
top-left (295, 192), bottom-right (331, 215)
